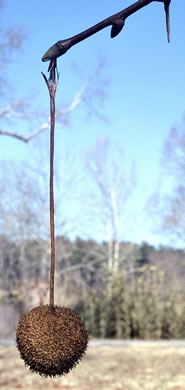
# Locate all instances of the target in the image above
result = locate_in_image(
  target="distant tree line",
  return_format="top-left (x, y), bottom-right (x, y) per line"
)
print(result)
top-left (1, 235), bottom-right (185, 339)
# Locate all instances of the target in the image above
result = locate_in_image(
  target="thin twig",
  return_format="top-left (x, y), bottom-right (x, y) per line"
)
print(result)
top-left (42, 0), bottom-right (171, 62)
top-left (41, 59), bottom-right (58, 307)
top-left (164, 0), bottom-right (171, 43)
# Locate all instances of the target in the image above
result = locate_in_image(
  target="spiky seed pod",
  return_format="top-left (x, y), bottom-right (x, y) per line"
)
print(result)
top-left (16, 305), bottom-right (88, 377)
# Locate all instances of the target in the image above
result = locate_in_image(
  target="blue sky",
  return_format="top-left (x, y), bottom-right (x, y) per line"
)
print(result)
top-left (1, 0), bottom-right (185, 247)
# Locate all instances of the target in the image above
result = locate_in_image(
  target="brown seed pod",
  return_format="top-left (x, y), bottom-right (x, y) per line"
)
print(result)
top-left (16, 304), bottom-right (88, 377)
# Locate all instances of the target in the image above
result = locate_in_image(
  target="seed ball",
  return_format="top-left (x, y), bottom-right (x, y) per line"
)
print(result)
top-left (16, 305), bottom-right (88, 377)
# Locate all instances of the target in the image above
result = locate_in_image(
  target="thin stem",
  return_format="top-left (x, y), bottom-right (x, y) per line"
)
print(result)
top-left (41, 60), bottom-right (57, 308)
top-left (49, 90), bottom-right (55, 307)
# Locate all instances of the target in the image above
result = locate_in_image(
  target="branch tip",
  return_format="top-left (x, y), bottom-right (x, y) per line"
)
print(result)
top-left (164, 0), bottom-right (171, 43)
top-left (41, 71), bottom-right (48, 86)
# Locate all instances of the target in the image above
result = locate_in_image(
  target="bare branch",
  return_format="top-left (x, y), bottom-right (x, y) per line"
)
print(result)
top-left (60, 256), bottom-right (105, 274)
top-left (42, 0), bottom-right (171, 62)
top-left (0, 100), bottom-right (28, 120)
top-left (0, 58), bottom-right (107, 142)
top-left (0, 78), bottom-right (91, 142)
top-left (0, 129), bottom-right (34, 142)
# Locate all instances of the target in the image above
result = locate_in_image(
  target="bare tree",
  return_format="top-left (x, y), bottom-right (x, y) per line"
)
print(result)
top-left (85, 138), bottom-right (136, 274)
top-left (148, 121), bottom-right (185, 243)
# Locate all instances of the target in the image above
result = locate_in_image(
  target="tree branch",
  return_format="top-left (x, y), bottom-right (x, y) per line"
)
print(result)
top-left (42, 0), bottom-right (171, 63)
top-left (0, 79), bottom-right (90, 142)
top-left (0, 59), bottom-right (107, 142)
top-left (0, 100), bottom-right (28, 120)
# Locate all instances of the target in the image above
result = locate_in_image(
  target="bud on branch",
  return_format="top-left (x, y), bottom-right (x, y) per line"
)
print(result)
top-left (42, 0), bottom-right (171, 66)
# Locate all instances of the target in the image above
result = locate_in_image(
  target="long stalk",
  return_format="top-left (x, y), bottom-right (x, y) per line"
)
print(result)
top-left (42, 60), bottom-right (58, 308)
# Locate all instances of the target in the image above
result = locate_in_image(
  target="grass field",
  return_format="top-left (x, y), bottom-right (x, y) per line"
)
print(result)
top-left (0, 342), bottom-right (185, 390)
